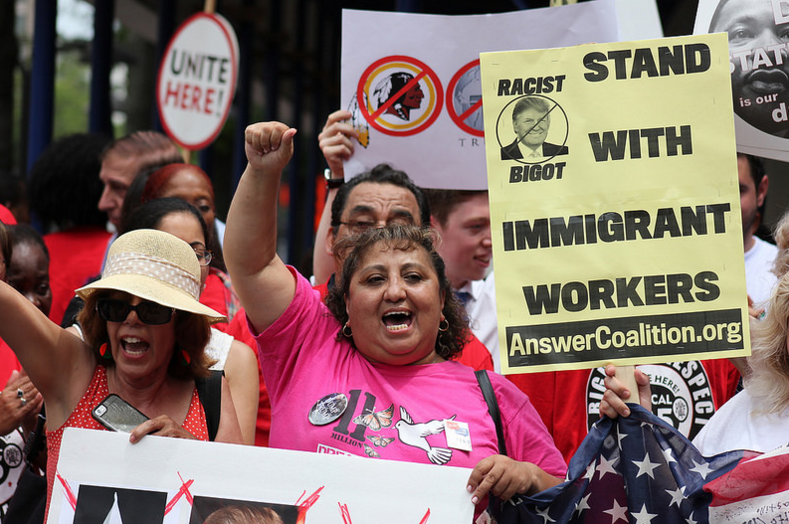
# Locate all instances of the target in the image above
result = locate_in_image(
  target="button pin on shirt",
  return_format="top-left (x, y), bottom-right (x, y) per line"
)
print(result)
top-left (308, 393), bottom-right (349, 426)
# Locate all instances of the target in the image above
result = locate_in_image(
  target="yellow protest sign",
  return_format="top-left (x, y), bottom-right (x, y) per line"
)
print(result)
top-left (480, 34), bottom-right (750, 374)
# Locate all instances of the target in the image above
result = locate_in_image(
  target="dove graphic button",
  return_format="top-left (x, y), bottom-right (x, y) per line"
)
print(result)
top-left (308, 393), bottom-right (348, 426)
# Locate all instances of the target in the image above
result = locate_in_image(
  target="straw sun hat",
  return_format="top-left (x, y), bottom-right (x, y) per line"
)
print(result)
top-left (77, 229), bottom-right (225, 324)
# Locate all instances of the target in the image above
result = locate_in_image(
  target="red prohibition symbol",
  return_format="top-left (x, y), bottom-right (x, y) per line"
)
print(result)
top-left (446, 59), bottom-right (484, 137)
top-left (356, 55), bottom-right (444, 137)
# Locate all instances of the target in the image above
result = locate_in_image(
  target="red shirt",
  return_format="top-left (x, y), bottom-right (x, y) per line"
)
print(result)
top-left (43, 227), bottom-right (112, 325)
top-left (200, 271), bottom-right (230, 331)
top-left (0, 339), bottom-right (22, 387)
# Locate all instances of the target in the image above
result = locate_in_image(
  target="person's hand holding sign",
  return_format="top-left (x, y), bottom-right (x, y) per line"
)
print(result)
top-left (318, 109), bottom-right (359, 179)
top-left (599, 365), bottom-right (652, 419)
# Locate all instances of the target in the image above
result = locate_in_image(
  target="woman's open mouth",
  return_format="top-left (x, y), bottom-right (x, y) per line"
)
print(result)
top-left (121, 337), bottom-right (150, 356)
top-left (382, 311), bottom-right (412, 331)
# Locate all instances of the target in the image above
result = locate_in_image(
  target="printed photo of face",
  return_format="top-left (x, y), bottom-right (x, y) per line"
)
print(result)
top-left (499, 95), bottom-right (568, 162)
top-left (513, 107), bottom-right (551, 148)
top-left (710, 0), bottom-right (789, 137)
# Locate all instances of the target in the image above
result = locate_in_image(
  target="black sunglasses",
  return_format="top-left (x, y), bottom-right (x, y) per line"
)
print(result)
top-left (96, 298), bottom-right (175, 325)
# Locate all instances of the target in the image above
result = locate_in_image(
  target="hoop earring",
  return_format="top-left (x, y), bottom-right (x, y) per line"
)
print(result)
top-left (99, 343), bottom-right (113, 360)
top-left (342, 323), bottom-right (353, 338)
top-left (438, 319), bottom-right (449, 332)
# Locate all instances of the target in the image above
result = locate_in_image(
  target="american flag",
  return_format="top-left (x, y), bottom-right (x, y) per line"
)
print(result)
top-left (489, 404), bottom-right (770, 524)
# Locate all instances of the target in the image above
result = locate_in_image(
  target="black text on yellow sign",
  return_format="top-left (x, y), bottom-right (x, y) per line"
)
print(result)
top-left (480, 34), bottom-right (746, 373)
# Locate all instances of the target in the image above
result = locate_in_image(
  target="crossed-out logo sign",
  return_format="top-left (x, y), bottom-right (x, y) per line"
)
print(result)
top-left (496, 94), bottom-right (569, 165)
top-left (355, 55), bottom-right (444, 139)
top-left (447, 60), bottom-right (484, 137)
top-left (586, 363), bottom-right (715, 440)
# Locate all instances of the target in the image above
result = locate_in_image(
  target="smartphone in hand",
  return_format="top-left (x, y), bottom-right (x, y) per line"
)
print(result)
top-left (92, 394), bottom-right (149, 433)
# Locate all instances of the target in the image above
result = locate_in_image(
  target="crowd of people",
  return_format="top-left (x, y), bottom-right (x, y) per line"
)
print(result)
top-left (0, 97), bottom-right (783, 524)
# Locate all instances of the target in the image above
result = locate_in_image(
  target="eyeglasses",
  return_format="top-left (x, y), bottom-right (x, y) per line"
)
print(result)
top-left (194, 248), bottom-right (213, 267)
top-left (338, 219), bottom-right (413, 235)
top-left (96, 298), bottom-right (175, 325)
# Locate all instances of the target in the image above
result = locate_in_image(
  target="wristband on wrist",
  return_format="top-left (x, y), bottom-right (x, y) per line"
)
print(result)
top-left (324, 168), bottom-right (345, 190)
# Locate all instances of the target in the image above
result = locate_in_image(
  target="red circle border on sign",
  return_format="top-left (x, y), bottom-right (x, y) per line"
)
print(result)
top-left (446, 59), bottom-right (484, 138)
top-left (356, 55), bottom-right (444, 137)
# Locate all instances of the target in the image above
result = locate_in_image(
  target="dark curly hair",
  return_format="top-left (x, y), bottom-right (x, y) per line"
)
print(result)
top-left (28, 133), bottom-right (112, 230)
top-left (76, 290), bottom-right (213, 380)
top-left (325, 225), bottom-right (468, 361)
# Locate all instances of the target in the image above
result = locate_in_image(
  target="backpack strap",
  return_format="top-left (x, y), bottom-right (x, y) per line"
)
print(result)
top-left (475, 369), bottom-right (507, 456)
top-left (195, 370), bottom-right (223, 441)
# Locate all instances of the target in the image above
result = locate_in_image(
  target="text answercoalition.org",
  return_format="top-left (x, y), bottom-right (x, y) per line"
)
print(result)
top-left (505, 309), bottom-right (743, 366)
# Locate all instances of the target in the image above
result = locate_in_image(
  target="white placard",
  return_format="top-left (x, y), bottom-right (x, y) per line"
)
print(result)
top-left (48, 428), bottom-right (474, 523)
top-left (340, 4), bottom-right (621, 189)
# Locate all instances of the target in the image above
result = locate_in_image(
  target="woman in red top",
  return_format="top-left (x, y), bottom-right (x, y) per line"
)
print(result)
top-left (0, 228), bottom-right (243, 519)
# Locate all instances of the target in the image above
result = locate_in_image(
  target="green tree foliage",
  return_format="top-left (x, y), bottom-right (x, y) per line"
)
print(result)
top-left (53, 47), bottom-right (90, 139)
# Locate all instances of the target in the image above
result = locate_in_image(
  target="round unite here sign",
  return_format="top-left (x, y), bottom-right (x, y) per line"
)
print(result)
top-left (156, 13), bottom-right (239, 150)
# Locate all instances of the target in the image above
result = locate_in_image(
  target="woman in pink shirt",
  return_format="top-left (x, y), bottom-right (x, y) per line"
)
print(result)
top-left (225, 122), bottom-right (566, 522)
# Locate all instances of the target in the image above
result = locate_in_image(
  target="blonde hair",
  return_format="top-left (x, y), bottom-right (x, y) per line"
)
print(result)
top-left (773, 210), bottom-right (789, 279)
top-left (745, 273), bottom-right (789, 414)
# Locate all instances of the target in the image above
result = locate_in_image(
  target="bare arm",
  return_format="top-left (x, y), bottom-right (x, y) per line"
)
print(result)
top-left (224, 339), bottom-right (260, 445)
top-left (224, 122), bottom-right (298, 334)
top-left (729, 313), bottom-right (758, 380)
top-left (313, 110), bottom-right (358, 284)
top-left (467, 456), bottom-right (562, 504)
top-left (0, 280), bottom-right (94, 423)
top-left (215, 375), bottom-right (244, 444)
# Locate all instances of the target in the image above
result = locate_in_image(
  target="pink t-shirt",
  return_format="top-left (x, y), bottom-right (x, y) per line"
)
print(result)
top-left (253, 267), bottom-right (566, 476)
